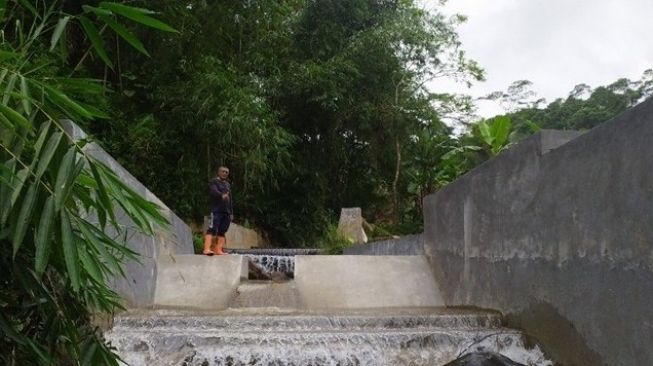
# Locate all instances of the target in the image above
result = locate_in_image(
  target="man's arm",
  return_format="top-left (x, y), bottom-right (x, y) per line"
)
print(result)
top-left (229, 191), bottom-right (234, 220)
top-left (209, 180), bottom-right (221, 198)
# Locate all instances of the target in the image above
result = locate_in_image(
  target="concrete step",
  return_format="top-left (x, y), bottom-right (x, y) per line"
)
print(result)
top-left (153, 255), bottom-right (247, 310)
top-left (229, 280), bottom-right (304, 308)
top-left (112, 308), bottom-right (503, 331)
top-left (295, 255), bottom-right (444, 308)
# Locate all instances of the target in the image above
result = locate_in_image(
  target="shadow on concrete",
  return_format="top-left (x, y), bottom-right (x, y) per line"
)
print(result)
top-left (505, 301), bottom-right (604, 366)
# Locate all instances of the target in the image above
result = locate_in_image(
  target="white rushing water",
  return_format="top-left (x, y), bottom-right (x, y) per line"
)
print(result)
top-left (105, 309), bottom-right (553, 366)
top-left (244, 254), bottom-right (295, 275)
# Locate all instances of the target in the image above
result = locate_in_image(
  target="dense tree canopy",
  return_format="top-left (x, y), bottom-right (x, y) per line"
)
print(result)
top-left (80, 0), bottom-right (650, 245)
top-left (84, 0), bottom-right (484, 244)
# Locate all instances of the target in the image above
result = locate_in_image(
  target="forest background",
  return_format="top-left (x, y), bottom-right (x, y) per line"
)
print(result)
top-left (88, 0), bottom-right (651, 246)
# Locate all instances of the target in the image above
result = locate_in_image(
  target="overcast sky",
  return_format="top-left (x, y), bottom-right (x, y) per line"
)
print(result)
top-left (426, 0), bottom-right (653, 118)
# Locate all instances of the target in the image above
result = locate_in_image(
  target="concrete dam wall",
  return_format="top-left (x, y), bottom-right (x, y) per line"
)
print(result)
top-left (64, 121), bottom-right (195, 308)
top-left (423, 98), bottom-right (653, 365)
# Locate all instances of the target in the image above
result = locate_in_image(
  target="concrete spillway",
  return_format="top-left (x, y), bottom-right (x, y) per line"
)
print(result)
top-left (105, 308), bottom-right (552, 366)
top-left (107, 254), bottom-right (554, 365)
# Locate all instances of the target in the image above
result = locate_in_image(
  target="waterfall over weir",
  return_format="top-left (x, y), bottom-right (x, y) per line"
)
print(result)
top-left (106, 308), bottom-right (552, 366)
top-left (245, 254), bottom-right (295, 278)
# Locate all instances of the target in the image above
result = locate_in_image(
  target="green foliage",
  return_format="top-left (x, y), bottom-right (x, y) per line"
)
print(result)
top-left (317, 224), bottom-right (354, 255)
top-left (489, 70), bottom-right (653, 139)
top-left (0, 1), bottom-right (172, 364)
top-left (476, 116), bottom-right (512, 156)
top-left (452, 71), bottom-right (653, 189)
top-left (192, 233), bottom-right (204, 255)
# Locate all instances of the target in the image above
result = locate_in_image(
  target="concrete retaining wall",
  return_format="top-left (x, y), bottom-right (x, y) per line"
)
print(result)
top-left (200, 217), bottom-right (266, 249)
top-left (154, 255), bottom-right (246, 310)
top-left (64, 121), bottom-right (194, 308)
top-left (295, 255), bottom-right (443, 309)
top-left (225, 223), bottom-right (265, 249)
top-left (344, 234), bottom-right (424, 255)
top-left (423, 99), bottom-right (653, 365)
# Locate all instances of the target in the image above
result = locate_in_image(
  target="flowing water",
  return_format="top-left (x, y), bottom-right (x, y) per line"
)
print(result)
top-left (244, 255), bottom-right (295, 277)
top-left (227, 248), bottom-right (324, 256)
top-left (106, 250), bottom-right (553, 365)
top-left (105, 308), bottom-right (553, 366)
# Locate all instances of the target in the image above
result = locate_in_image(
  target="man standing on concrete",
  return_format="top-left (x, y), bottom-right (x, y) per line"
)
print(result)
top-left (203, 166), bottom-right (233, 256)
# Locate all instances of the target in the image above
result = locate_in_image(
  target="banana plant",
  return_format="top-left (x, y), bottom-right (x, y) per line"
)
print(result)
top-left (476, 115), bottom-right (513, 156)
top-left (0, 1), bottom-right (175, 364)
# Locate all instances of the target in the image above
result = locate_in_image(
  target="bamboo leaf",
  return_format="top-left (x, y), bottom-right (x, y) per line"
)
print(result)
top-left (2, 72), bottom-right (17, 105)
top-left (35, 130), bottom-right (62, 180)
top-left (61, 209), bottom-right (80, 292)
top-left (29, 121), bottom-right (50, 168)
top-left (20, 76), bottom-right (33, 116)
top-left (99, 2), bottom-right (155, 15)
top-left (88, 160), bottom-right (116, 226)
top-left (99, 2), bottom-right (177, 32)
top-left (77, 219), bottom-right (121, 275)
top-left (26, 339), bottom-right (53, 364)
top-left (76, 100), bottom-right (110, 119)
top-left (78, 244), bottom-right (103, 283)
top-left (81, 338), bottom-right (98, 366)
top-left (49, 15), bottom-right (71, 51)
top-left (2, 167), bottom-right (28, 225)
top-left (0, 111), bottom-right (13, 129)
top-left (54, 77), bottom-right (106, 95)
top-left (12, 183), bottom-right (38, 257)
top-left (54, 146), bottom-right (76, 211)
top-left (78, 15), bottom-right (114, 69)
top-left (0, 69), bottom-right (7, 85)
top-left (42, 83), bottom-right (94, 119)
top-left (17, 0), bottom-right (37, 16)
top-left (35, 195), bottom-right (55, 276)
top-left (0, 159), bottom-right (16, 223)
top-left (0, 103), bottom-right (31, 130)
top-left (82, 5), bottom-right (112, 16)
top-left (97, 14), bottom-right (150, 56)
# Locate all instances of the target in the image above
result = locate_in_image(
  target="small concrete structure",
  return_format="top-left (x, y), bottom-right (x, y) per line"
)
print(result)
top-left (201, 217), bottom-right (265, 249)
top-left (154, 255), bottom-right (247, 310)
top-left (337, 208), bottom-right (368, 244)
top-left (226, 224), bottom-right (265, 249)
top-left (295, 255), bottom-right (443, 309)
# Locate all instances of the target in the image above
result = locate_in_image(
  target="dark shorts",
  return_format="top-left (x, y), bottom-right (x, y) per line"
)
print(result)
top-left (207, 212), bottom-right (231, 236)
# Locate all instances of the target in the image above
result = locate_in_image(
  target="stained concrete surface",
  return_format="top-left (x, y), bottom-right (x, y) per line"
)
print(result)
top-left (295, 255), bottom-right (444, 309)
top-left (423, 98), bottom-right (653, 365)
top-left (344, 234), bottom-right (424, 255)
top-left (154, 255), bottom-right (247, 310)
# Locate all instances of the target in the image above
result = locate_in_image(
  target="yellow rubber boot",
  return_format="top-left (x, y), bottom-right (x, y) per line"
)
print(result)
top-left (202, 234), bottom-right (214, 256)
top-left (215, 236), bottom-right (228, 255)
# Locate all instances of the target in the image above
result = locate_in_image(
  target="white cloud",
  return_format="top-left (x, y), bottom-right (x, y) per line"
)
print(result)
top-left (424, 0), bottom-right (653, 118)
